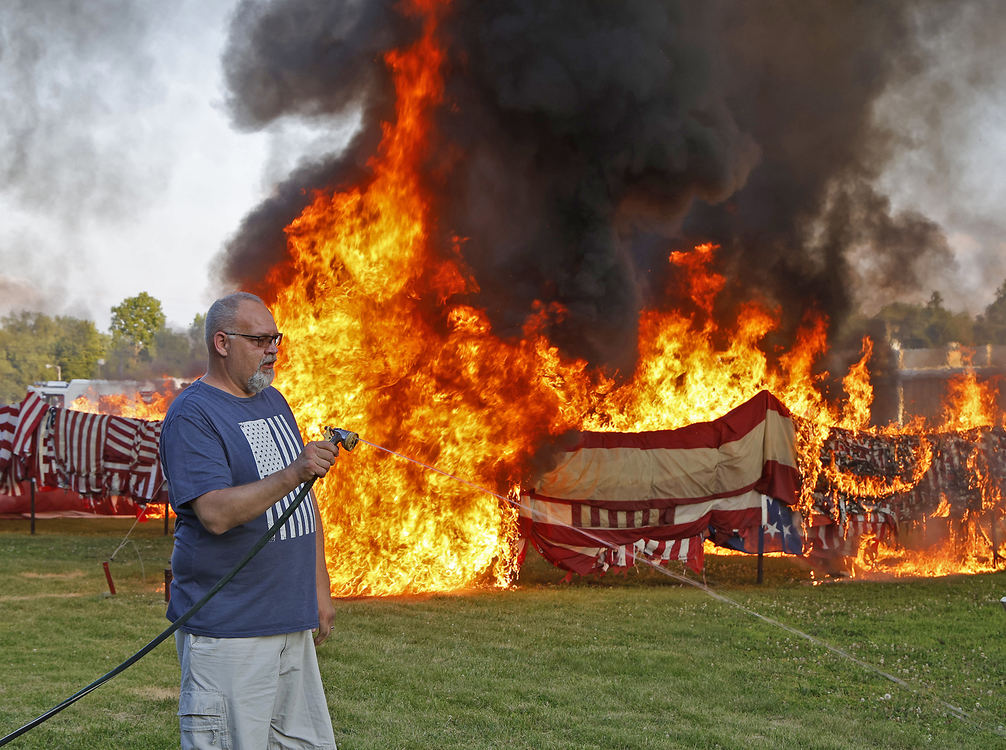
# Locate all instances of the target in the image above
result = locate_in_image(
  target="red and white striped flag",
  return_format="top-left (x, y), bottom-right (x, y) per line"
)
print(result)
top-left (102, 415), bottom-right (137, 497)
top-left (11, 392), bottom-right (48, 468)
top-left (806, 510), bottom-right (896, 560)
top-left (32, 412), bottom-right (60, 489)
top-left (0, 394), bottom-right (170, 513)
top-left (0, 403), bottom-right (19, 495)
top-left (0, 404), bottom-right (18, 473)
top-left (0, 392), bottom-right (52, 494)
top-left (519, 390), bottom-right (800, 576)
top-left (52, 409), bottom-right (110, 495)
top-left (129, 419), bottom-right (165, 501)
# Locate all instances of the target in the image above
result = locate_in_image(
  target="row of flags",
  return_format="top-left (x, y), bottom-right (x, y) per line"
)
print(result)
top-left (3, 385), bottom-right (917, 577)
top-left (0, 391), bottom-right (166, 515)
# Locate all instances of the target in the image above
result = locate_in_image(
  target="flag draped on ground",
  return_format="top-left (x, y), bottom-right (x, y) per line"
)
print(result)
top-left (519, 390), bottom-right (801, 576)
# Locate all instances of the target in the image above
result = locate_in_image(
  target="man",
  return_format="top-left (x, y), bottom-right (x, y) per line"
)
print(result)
top-left (160, 291), bottom-right (339, 749)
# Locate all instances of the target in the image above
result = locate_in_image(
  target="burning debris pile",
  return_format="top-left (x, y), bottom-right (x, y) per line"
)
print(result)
top-left (800, 370), bottom-right (1006, 575)
top-left (517, 384), bottom-right (1006, 582)
top-left (808, 423), bottom-right (1006, 575)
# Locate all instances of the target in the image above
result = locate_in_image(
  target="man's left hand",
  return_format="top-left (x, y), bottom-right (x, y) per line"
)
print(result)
top-left (314, 594), bottom-right (336, 646)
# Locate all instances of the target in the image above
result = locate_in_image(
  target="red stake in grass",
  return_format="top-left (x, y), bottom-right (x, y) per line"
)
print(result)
top-left (102, 561), bottom-right (116, 595)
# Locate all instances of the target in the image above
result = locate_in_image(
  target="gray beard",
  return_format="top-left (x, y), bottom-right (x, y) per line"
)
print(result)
top-left (246, 368), bottom-right (275, 395)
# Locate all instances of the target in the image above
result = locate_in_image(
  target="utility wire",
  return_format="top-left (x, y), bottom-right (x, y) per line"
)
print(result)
top-left (107, 513), bottom-right (145, 582)
top-left (107, 513), bottom-right (142, 562)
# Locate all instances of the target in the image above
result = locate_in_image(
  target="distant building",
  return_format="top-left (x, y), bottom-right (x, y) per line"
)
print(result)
top-left (879, 343), bottom-right (1006, 425)
top-left (27, 378), bottom-right (189, 408)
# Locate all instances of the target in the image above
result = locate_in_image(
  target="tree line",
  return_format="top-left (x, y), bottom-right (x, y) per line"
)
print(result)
top-left (838, 281), bottom-right (1006, 352)
top-left (0, 292), bottom-right (206, 404)
top-left (4, 281), bottom-right (1006, 405)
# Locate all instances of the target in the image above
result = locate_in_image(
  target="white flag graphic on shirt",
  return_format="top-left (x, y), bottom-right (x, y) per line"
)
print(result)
top-left (239, 416), bottom-right (316, 541)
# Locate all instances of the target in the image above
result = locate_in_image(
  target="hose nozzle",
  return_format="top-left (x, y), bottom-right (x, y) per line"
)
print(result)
top-left (324, 426), bottom-right (359, 451)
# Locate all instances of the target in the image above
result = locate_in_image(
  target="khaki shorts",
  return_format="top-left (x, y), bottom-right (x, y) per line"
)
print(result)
top-left (175, 630), bottom-right (336, 749)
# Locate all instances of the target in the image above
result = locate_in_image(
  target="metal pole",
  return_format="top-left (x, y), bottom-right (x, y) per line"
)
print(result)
top-left (756, 518), bottom-right (765, 584)
top-left (29, 478), bottom-right (36, 535)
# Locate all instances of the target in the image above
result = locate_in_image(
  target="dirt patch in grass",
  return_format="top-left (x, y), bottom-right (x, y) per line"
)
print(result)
top-left (20, 570), bottom-right (85, 580)
top-left (131, 686), bottom-right (177, 702)
top-left (0, 592), bottom-right (85, 601)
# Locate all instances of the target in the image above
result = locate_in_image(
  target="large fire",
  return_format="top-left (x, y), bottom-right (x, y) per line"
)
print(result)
top-left (221, 0), bottom-right (1004, 595)
top-left (847, 370), bottom-right (1005, 579)
top-left (72, 382), bottom-right (182, 521)
top-left (260, 2), bottom-right (832, 596)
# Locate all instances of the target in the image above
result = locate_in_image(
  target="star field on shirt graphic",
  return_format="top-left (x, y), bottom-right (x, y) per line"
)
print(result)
top-left (239, 416), bottom-right (316, 541)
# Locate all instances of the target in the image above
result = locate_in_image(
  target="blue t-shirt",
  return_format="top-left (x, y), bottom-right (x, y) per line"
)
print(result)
top-left (160, 380), bottom-right (319, 637)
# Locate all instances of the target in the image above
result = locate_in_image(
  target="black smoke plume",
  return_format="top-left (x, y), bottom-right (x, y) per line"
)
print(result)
top-left (218, 0), bottom-right (961, 373)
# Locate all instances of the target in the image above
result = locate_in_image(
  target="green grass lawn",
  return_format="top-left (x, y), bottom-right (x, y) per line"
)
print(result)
top-left (0, 517), bottom-right (1003, 749)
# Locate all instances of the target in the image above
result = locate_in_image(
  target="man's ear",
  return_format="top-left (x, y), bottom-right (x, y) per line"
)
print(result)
top-left (212, 331), bottom-right (230, 358)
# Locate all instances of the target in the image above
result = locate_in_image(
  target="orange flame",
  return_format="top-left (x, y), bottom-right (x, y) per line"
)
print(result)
top-left (267, 4), bottom-right (526, 596)
top-left (838, 337), bottom-right (873, 431)
top-left (71, 382), bottom-right (176, 520)
top-left (72, 382), bottom-right (175, 420)
top-left (839, 367), bottom-right (1005, 577)
top-left (940, 369), bottom-right (997, 431)
top-left (261, 3), bottom-right (844, 596)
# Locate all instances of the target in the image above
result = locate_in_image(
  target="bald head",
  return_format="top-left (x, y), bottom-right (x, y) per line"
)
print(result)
top-left (201, 292), bottom-right (280, 397)
top-left (205, 292), bottom-right (268, 353)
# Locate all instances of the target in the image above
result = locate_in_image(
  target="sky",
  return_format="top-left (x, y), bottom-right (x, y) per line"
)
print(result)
top-left (872, 1), bottom-right (1006, 309)
top-left (0, 0), bottom-right (351, 331)
top-left (1, 0), bottom-right (1005, 334)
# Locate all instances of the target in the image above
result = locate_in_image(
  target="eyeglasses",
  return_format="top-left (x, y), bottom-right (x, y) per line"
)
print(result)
top-left (223, 332), bottom-right (283, 348)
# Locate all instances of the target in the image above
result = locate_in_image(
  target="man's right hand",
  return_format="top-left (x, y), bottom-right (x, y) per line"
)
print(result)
top-left (290, 440), bottom-right (340, 483)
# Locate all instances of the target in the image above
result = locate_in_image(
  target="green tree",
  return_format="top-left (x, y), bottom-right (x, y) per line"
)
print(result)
top-left (102, 338), bottom-right (140, 380)
top-left (873, 291), bottom-right (974, 348)
top-left (0, 354), bottom-right (19, 404)
top-left (0, 311), bottom-right (58, 402)
top-left (188, 313), bottom-right (206, 350)
top-left (150, 327), bottom-right (205, 377)
top-left (109, 292), bottom-right (166, 359)
top-left (0, 311), bottom-right (107, 403)
top-left (53, 317), bottom-right (107, 380)
top-left (921, 292), bottom-right (974, 347)
top-left (102, 302), bottom-right (205, 380)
